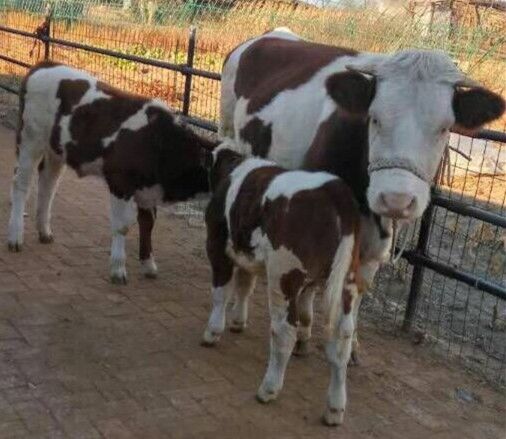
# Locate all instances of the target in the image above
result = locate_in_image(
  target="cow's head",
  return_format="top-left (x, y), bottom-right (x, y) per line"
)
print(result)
top-left (326, 50), bottom-right (505, 220)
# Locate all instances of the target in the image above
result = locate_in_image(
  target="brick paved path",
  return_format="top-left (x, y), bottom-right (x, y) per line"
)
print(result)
top-left (0, 125), bottom-right (504, 438)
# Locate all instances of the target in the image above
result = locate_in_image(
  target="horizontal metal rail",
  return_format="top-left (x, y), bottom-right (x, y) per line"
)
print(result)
top-left (179, 115), bottom-right (218, 132)
top-left (433, 194), bottom-right (506, 228)
top-left (0, 24), bottom-right (222, 81)
top-left (0, 82), bottom-right (19, 94)
top-left (402, 250), bottom-right (506, 301)
top-left (0, 53), bottom-right (31, 69)
top-left (472, 128), bottom-right (506, 143)
top-left (0, 23), bottom-right (34, 38)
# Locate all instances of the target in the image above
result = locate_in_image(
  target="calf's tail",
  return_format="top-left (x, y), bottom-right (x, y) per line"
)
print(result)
top-left (324, 233), bottom-right (355, 336)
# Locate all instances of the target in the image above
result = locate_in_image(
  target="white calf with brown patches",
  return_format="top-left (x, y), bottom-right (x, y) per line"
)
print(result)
top-left (202, 145), bottom-right (363, 425)
top-left (8, 61), bottom-right (215, 283)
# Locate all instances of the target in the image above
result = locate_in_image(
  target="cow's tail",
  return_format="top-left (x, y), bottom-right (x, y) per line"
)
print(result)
top-left (324, 233), bottom-right (355, 338)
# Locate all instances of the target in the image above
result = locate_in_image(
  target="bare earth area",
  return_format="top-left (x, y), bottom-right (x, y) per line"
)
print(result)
top-left (0, 122), bottom-right (504, 438)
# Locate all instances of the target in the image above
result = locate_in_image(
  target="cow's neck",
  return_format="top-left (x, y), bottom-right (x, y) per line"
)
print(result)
top-left (303, 110), bottom-right (370, 212)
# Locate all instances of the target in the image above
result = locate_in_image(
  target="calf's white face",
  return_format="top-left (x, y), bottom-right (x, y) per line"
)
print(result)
top-left (328, 50), bottom-right (505, 220)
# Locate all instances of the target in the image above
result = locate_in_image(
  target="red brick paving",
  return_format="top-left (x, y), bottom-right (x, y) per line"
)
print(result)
top-left (0, 125), bottom-right (504, 438)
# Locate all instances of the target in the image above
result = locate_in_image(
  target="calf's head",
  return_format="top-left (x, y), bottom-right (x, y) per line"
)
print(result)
top-left (150, 109), bottom-right (217, 199)
top-left (326, 50), bottom-right (505, 220)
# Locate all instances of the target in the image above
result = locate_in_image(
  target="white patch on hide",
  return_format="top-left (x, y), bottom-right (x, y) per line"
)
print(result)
top-left (224, 158), bottom-right (276, 231)
top-left (262, 171), bottom-right (336, 204)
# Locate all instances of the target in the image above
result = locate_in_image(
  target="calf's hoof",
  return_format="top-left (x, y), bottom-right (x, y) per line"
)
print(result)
top-left (349, 350), bottom-right (361, 366)
top-left (229, 320), bottom-right (246, 333)
top-left (256, 384), bottom-right (279, 404)
top-left (110, 272), bottom-right (128, 285)
top-left (7, 241), bottom-right (22, 252)
top-left (201, 329), bottom-right (221, 347)
top-left (322, 407), bottom-right (345, 426)
top-left (293, 339), bottom-right (310, 357)
top-left (140, 257), bottom-right (158, 279)
top-left (39, 233), bottom-right (54, 244)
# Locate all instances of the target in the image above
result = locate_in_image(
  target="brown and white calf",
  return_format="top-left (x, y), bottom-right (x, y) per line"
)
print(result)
top-left (8, 61), bottom-right (215, 283)
top-left (202, 144), bottom-right (362, 426)
top-left (220, 28), bottom-right (505, 358)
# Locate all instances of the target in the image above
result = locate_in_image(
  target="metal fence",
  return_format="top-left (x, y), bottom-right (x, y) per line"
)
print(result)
top-left (0, 1), bottom-right (505, 385)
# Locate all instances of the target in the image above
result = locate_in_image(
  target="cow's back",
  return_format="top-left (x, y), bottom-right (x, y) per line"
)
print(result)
top-left (221, 29), bottom-right (364, 172)
top-left (233, 34), bottom-right (357, 114)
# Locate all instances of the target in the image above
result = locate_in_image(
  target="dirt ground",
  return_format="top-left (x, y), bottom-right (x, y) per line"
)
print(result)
top-left (0, 115), bottom-right (505, 438)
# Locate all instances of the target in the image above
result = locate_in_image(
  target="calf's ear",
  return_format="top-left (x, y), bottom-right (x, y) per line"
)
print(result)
top-left (325, 71), bottom-right (376, 116)
top-left (453, 87), bottom-right (505, 134)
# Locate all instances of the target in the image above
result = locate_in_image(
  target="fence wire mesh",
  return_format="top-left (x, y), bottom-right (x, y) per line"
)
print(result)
top-left (0, 0), bottom-right (505, 385)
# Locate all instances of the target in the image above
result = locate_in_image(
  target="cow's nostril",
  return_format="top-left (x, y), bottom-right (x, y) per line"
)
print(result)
top-left (380, 192), bottom-right (416, 217)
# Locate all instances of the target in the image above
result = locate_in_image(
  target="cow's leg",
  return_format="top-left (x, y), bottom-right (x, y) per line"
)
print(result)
top-left (110, 195), bottom-right (136, 284)
top-left (350, 260), bottom-right (380, 365)
top-left (293, 287), bottom-right (316, 357)
top-left (8, 143), bottom-right (42, 251)
top-left (36, 154), bottom-right (65, 244)
top-left (137, 207), bottom-right (158, 278)
top-left (350, 291), bottom-right (364, 366)
top-left (230, 268), bottom-right (256, 333)
top-left (256, 269), bottom-right (300, 403)
top-left (323, 279), bottom-right (357, 426)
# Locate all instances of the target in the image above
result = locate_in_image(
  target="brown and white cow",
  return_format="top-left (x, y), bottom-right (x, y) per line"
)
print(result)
top-left (202, 142), bottom-right (362, 425)
top-left (219, 28), bottom-right (505, 355)
top-left (8, 61), bottom-right (215, 283)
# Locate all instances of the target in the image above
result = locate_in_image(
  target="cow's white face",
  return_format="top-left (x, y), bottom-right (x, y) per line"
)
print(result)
top-left (326, 50), bottom-right (505, 220)
top-left (367, 78), bottom-right (455, 218)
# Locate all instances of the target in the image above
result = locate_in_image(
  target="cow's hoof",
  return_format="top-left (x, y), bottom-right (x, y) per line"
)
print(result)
top-left (201, 329), bottom-right (220, 347)
top-left (141, 257), bottom-right (158, 279)
top-left (350, 350), bottom-right (361, 366)
top-left (293, 340), bottom-right (310, 357)
top-left (229, 320), bottom-right (246, 333)
top-left (110, 273), bottom-right (127, 285)
top-left (39, 233), bottom-right (54, 244)
top-left (322, 407), bottom-right (344, 426)
top-left (7, 241), bottom-right (22, 252)
top-left (256, 385), bottom-right (279, 404)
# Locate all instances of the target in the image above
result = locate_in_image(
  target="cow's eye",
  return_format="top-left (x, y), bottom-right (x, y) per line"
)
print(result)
top-left (440, 126), bottom-right (450, 135)
top-left (371, 117), bottom-right (380, 127)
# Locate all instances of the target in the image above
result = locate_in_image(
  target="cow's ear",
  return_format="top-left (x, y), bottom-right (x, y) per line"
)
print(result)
top-left (453, 87), bottom-right (505, 134)
top-left (325, 71), bottom-right (375, 116)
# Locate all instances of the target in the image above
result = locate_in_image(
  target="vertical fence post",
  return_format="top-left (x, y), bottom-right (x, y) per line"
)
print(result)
top-left (182, 26), bottom-right (196, 117)
top-left (42, 2), bottom-right (52, 60)
top-left (402, 194), bottom-right (435, 332)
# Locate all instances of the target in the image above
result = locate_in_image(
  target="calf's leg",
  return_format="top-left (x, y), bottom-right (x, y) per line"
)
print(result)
top-left (323, 278), bottom-right (357, 426)
top-left (8, 143), bottom-right (42, 251)
top-left (110, 195), bottom-right (136, 284)
top-left (36, 154), bottom-right (65, 244)
top-left (293, 287), bottom-right (316, 357)
top-left (230, 268), bottom-right (256, 333)
top-left (350, 260), bottom-right (380, 365)
top-left (202, 220), bottom-right (234, 346)
top-left (137, 207), bottom-right (158, 278)
top-left (257, 267), bottom-right (301, 403)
